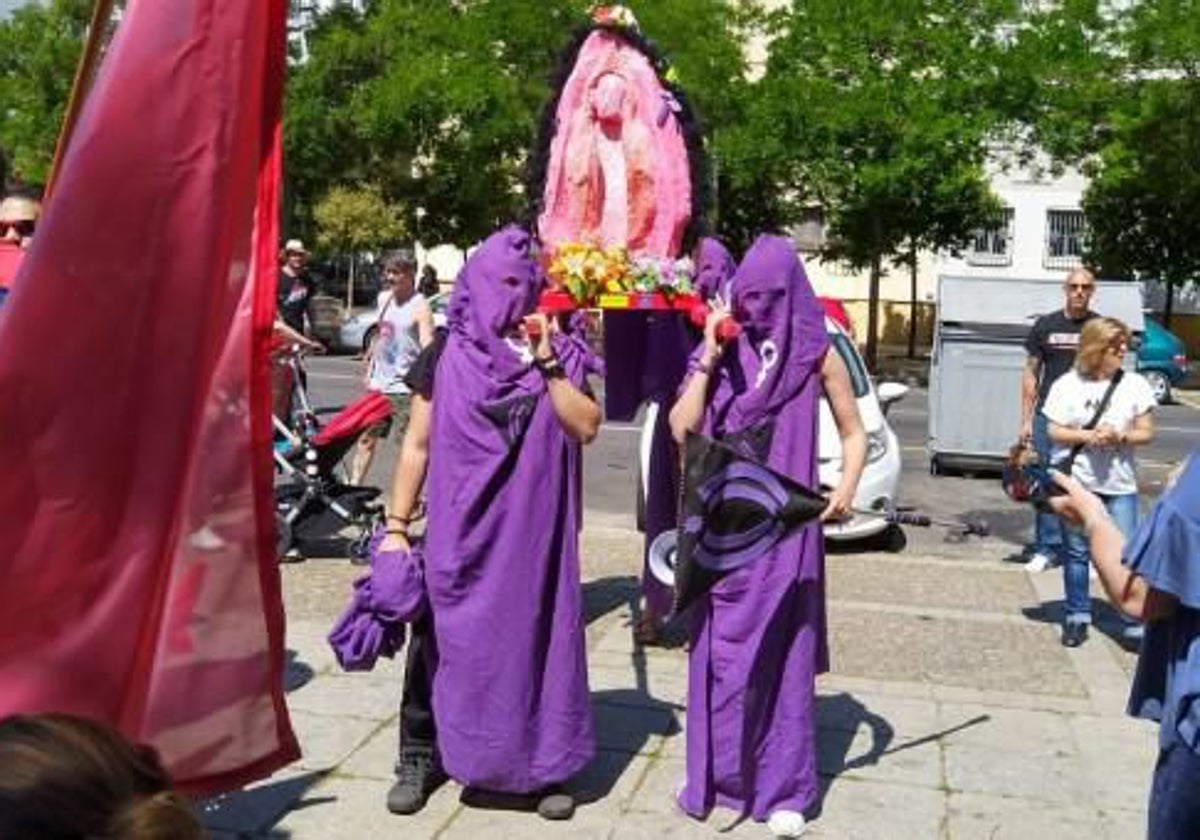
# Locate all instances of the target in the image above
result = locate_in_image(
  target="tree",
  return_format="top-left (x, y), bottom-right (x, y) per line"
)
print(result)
top-left (0, 0), bottom-right (92, 186)
top-left (757, 0), bottom-right (1011, 370)
top-left (1081, 2), bottom-right (1200, 324)
top-left (313, 183), bottom-right (405, 307)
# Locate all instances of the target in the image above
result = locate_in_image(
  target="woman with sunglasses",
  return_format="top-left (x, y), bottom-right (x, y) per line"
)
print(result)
top-left (1042, 316), bottom-right (1157, 647)
top-left (0, 195), bottom-right (40, 304)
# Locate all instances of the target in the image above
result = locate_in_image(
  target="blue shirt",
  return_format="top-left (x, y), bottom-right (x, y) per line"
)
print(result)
top-left (1126, 452), bottom-right (1200, 755)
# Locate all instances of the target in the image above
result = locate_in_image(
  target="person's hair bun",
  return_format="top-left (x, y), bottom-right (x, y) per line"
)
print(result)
top-left (106, 790), bottom-right (204, 840)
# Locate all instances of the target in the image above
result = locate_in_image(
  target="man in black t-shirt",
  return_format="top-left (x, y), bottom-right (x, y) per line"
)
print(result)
top-left (1019, 267), bottom-right (1097, 571)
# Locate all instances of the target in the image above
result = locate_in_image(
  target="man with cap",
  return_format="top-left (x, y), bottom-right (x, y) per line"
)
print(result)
top-left (278, 239), bottom-right (319, 335)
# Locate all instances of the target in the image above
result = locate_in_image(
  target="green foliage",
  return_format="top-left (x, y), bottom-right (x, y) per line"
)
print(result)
top-left (1081, 1), bottom-right (1200, 308)
top-left (1002, 0), bottom-right (1123, 166)
top-left (284, 1), bottom-right (756, 249)
top-left (755, 0), bottom-right (1011, 368)
top-left (313, 183), bottom-right (405, 255)
top-left (0, 0), bottom-right (92, 186)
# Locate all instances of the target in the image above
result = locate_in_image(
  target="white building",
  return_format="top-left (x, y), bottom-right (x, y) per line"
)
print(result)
top-left (939, 155), bottom-right (1088, 282)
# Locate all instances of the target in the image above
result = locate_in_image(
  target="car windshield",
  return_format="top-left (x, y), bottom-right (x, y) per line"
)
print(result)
top-left (829, 331), bottom-right (870, 398)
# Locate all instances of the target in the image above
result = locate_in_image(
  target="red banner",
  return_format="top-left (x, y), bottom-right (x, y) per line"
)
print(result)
top-left (0, 0), bottom-right (298, 794)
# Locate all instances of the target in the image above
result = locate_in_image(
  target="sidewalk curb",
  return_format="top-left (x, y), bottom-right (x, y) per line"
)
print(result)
top-left (1173, 389), bottom-right (1200, 411)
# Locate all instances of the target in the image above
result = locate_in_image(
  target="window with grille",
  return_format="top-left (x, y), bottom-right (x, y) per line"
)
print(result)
top-left (966, 207), bottom-right (1014, 266)
top-left (1044, 209), bottom-right (1086, 270)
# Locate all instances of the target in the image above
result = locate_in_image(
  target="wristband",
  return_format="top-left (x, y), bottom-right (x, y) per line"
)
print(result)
top-left (535, 355), bottom-right (567, 380)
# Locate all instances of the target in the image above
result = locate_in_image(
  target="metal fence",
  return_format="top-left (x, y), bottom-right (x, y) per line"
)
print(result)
top-left (966, 207), bottom-right (1014, 267)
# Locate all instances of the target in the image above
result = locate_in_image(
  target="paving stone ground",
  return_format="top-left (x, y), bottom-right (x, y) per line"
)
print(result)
top-left (201, 526), bottom-right (1156, 839)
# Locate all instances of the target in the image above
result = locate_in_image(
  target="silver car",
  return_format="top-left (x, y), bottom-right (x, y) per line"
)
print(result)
top-left (338, 291), bottom-right (450, 354)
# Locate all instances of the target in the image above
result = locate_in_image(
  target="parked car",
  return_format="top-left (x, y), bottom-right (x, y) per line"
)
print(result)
top-left (1137, 317), bottom-right (1188, 404)
top-left (337, 291), bottom-right (450, 354)
top-left (637, 317), bottom-right (908, 542)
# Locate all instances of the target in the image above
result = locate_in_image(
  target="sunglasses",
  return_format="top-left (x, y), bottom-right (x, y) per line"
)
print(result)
top-left (0, 220), bottom-right (35, 237)
top-left (1066, 283), bottom-right (1094, 292)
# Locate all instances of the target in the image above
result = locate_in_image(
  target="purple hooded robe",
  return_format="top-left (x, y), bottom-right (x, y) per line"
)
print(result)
top-left (424, 226), bottom-right (595, 792)
top-left (640, 238), bottom-right (738, 616)
top-left (678, 236), bottom-right (831, 821)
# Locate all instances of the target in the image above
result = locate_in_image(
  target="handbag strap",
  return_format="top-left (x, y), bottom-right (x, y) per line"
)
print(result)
top-left (1061, 368), bottom-right (1124, 472)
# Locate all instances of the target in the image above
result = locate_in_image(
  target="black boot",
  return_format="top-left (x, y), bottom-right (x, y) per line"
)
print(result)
top-left (386, 750), bottom-right (447, 815)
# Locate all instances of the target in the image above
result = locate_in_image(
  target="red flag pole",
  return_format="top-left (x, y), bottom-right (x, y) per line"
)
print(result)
top-left (44, 0), bottom-right (116, 200)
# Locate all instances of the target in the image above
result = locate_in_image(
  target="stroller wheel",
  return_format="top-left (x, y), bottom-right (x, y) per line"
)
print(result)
top-left (347, 527), bottom-right (375, 565)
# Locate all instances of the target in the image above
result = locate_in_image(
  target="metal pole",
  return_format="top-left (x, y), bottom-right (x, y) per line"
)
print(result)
top-left (44, 0), bottom-right (118, 199)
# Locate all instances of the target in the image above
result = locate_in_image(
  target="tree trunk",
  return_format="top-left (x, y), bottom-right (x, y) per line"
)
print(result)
top-left (907, 241), bottom-right (919, 359)
top-left (346, 254), bottom-right (356, 310)
top-left (1164, 282), bottom-right (1175, 328)
top-left (865, 212), bottom-right (883, 373)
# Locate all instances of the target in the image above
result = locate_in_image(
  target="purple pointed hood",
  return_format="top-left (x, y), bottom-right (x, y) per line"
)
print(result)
top-left (725, 235), bottom-right (828, 428)
top-left (694, 237), bottom-right (735, 301)
top-left (446, 225), bottom-right (542, 382)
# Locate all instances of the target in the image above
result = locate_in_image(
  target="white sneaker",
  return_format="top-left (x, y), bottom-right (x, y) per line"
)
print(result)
top-left (767, 810), bottom-right (808, 838)
top-left (1023, 552), bottom-right (1056, 572)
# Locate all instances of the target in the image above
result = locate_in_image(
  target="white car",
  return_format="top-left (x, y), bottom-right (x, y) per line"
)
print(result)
top-left (338, 291), bottom-right (450, 354)
top-left (638, 316), bottom-right (908, 542)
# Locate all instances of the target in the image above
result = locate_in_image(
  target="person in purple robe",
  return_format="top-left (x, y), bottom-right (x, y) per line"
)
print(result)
top-left (423, 225), bottom-right (601, 821)
top-left (668, 235), bottom-right (867, 837)
top-left (636, 237), bottom-right (737, 644)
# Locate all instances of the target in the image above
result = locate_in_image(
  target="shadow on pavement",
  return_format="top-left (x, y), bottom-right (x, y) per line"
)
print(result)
top-left (1022, 598), bottom-right (1142, 652)
top-left (583, 574), bottom-right (639, 626)
top-left (199, 770), bottom-right (327, 838)
top-left (826, 524), bottom-right (908, 555)
top-left (963, 505), bottom-right (1032, 550)
top-left (811, 693), bottom-right (988, 819)
top-left (283, 648), bottom-right (315, 692)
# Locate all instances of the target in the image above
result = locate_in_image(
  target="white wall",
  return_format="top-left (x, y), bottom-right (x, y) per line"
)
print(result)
top-left (939, 156), bottom-right (1088, 282)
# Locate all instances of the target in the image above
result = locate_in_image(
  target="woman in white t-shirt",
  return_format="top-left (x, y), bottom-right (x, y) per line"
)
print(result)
top-left (1042, 317), bottom-right (1157, 648)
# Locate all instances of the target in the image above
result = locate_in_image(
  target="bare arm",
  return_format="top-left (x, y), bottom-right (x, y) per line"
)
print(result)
top-left (820, 350), bottom-right (867, 521)
top-left (1021, 355), bottom-right (1041, 440)
top-left (380, 394), bottom-right (432, 552)
top-left (669, 305), bottom-right (729, 444)
top-left (1052, 409), bottom-right (1155, 449)
top-left (1121, 409), bottom-right (1155, 447)
top-left (528, 314), bottom-right (601, 444)
top-left (1048, 420), bottom-right (1098, 448)
top-left (273, 318), bottom-right (322, 351)
top-left (414, 299), bottom-right (435, 349)
top-left (1049, 473), bottom-right (1178, 622)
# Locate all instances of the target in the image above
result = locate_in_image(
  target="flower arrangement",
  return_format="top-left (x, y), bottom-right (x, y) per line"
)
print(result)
top-left (545, 242), bottom-right (694, 304)
top-left (544, 242), bottom-right (628, 303)
top-left (591, 5), bottom-right (639, 31)
top-left (630, 255), bottom-right (694, 295)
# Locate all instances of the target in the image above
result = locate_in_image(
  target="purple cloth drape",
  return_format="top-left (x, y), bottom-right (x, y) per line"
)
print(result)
top-left (678, 235), bottom-right (830, 821)
top-left (424, 227), bottom-right (596, 792)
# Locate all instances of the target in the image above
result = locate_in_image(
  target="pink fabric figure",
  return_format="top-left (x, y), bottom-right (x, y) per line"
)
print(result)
top-left (539, 31), bottom-right (692, 259)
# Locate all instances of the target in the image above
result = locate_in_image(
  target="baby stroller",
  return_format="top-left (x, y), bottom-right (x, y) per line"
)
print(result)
top-left (273, 345), bottom-right (389, 562)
